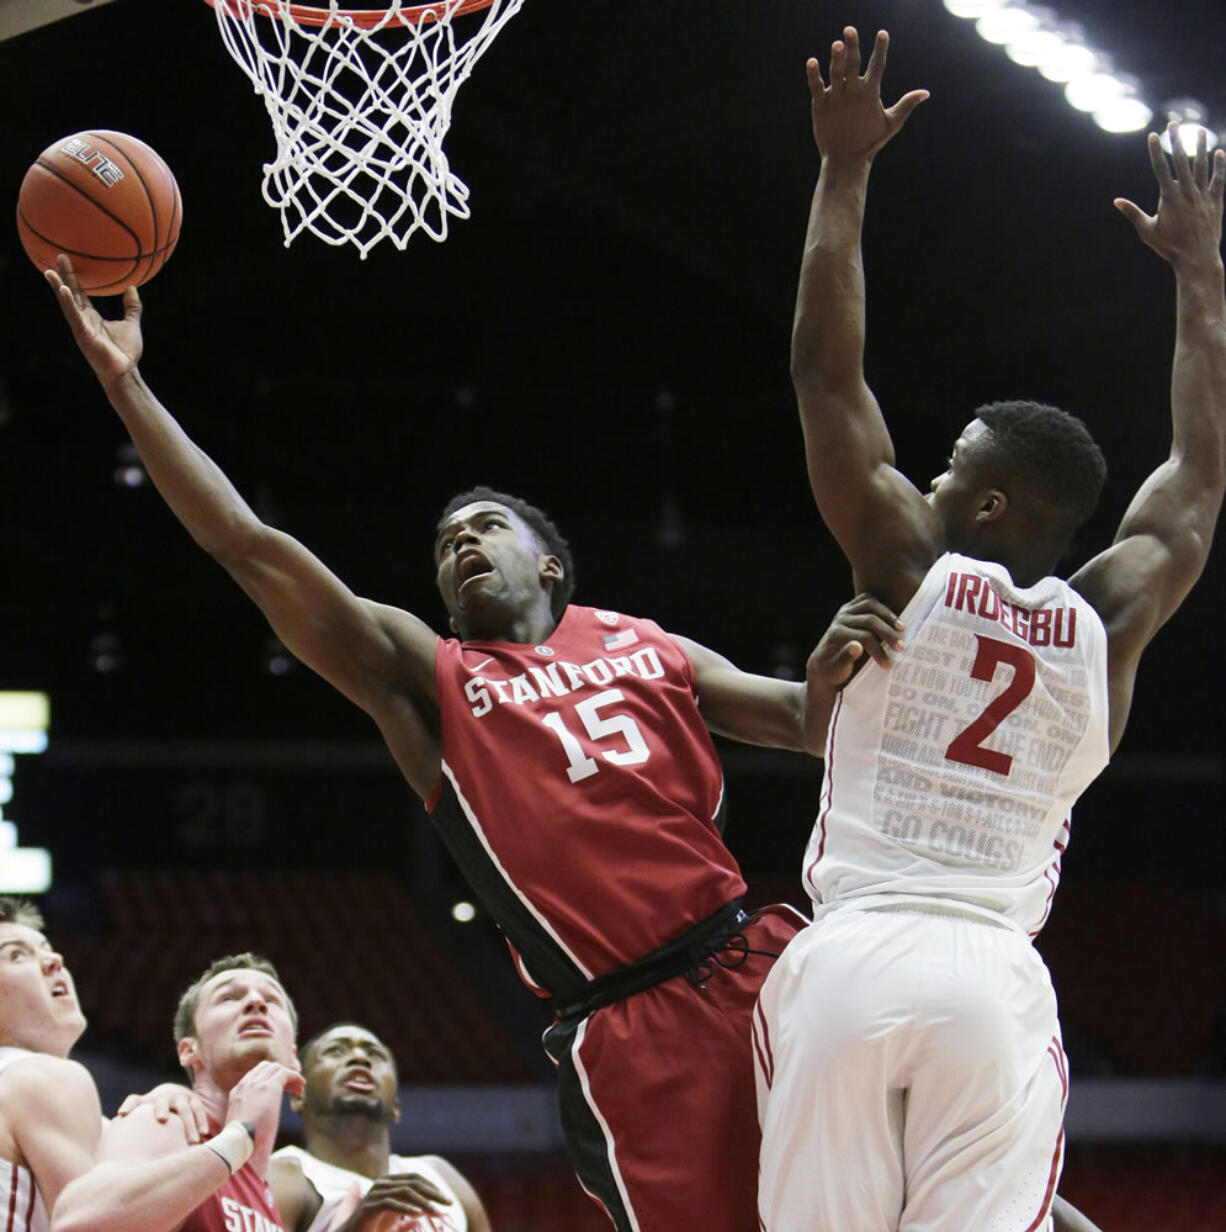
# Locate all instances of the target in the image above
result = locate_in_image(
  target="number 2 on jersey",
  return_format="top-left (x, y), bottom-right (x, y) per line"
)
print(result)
top-left (944, 635), bottom-right (1036, 776)
top-left (542, 688), bottom-right (650, 783)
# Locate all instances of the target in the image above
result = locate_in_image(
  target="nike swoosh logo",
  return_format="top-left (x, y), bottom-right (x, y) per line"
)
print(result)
top-left (466, 657), bottom-right (494, 672)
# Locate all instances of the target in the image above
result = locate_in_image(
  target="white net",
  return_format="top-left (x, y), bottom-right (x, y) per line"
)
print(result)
top-left (210, 0), bottom-right (526, 257)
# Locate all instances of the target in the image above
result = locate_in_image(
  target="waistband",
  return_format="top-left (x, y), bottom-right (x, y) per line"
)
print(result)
top-left (549, 898), bottom-right (757, 1023)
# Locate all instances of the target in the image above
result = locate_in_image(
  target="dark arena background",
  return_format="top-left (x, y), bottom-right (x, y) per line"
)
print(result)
top-left (1, 1), bottom-right (1223, 1227)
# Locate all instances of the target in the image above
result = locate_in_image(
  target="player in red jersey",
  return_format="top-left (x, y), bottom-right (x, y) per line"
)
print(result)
top-left (44, 250), bottom-right (903, 1231)
top-left (0, 898), bottom-right (290, 1232)
top-left (52, 954), bottom-right (303, 1232)
top-left (757, 24), bottom-right (1226, 1232)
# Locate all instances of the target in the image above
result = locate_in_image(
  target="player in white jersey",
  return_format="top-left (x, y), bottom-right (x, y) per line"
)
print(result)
top-left (0, 899), bottom-right (290, 1232)
top-left (269, 1023), bottom-right (489, 1232)
top-left (755, 25), bottom-right (1226, 1232)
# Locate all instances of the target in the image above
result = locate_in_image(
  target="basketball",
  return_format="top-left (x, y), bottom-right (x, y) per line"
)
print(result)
top-left (16, 129), bottom-right (182, 295)
top-left (352, 1213), bottom-right (425, 1232)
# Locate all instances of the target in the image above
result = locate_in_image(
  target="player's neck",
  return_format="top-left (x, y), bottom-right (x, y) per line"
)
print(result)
top-left (303, 1118), bottom-right (390, 1180)
top-left (461, 603), bottom-right (558, 645)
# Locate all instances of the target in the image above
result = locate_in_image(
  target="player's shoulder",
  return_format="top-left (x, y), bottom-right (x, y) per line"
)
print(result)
top-left (0, 1052), bottom-right (94, 1102)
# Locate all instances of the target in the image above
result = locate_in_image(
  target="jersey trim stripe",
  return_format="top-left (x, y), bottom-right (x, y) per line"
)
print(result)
top-left (752, 1000), bottom-right (774, 1090)
top-left (571, 1018), bottom-right (641, 1232)
top-left (1029, 821), bottom-right (1069, 937)
top-left (6, 1162), bottom-right (18, 1232)
top-left (804, 691), bottom-right (843, 897)
top-left (436, 759), bottom-right (594, 984)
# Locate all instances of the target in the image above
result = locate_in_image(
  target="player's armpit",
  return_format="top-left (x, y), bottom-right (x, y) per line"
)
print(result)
top-left (1070, 528), bottom-right (1206, 752)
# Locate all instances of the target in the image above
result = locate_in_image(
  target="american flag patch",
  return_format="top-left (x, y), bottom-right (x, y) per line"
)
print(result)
top-left (603, 628), bottom-right (638, 651)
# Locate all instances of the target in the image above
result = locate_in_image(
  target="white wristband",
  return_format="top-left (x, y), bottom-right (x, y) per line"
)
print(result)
top-left (204, 1121), bottom-right (256, 1175)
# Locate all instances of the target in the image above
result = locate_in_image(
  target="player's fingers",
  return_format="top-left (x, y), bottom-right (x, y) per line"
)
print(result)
top-left (371, 1175), bottom-right (451, 1202)
top-left (55, 253), bottom-right (85, 301)
top-left (1113, 197), bottom-right (1152, 234)
top-left (843, 26), bottom-right (862, 79)
top-left (829, 38), bottom-right (847, 91)
top-left (1171, 122), bottom-right (1196, 189)
top-left (122, 285), bottom-right (142, 320)
top-left (1147, 130), bottom-right (1174, 190)
top-left (887, 89), bottom-right (930, 128)
top-left (863, 29), bottom-right (889, 88)
top-left (806, 56), bottom-right (826, 96)
top-left (1209, 148), bottom-right (1226, 202)
top-left (116, 1094), bottom-right (138, 1117)
top-left (1194, 125), bottom-right (1210, 189)
top-left (849, 614), bottom-right (906, 649)
top-left (841, 594), bottom-right (905, 628)
top-left (153, 1094), bottom-right (173, 1122)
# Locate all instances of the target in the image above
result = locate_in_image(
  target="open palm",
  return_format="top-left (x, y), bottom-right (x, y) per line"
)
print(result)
top-left (46, 255), bottom-right (144, 388)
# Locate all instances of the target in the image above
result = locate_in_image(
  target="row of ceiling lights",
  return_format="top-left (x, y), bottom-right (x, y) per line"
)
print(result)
top-left (944, 0), bottom-right (1219, 146)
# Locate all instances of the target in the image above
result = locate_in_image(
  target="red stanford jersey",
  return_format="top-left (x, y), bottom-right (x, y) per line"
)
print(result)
top-left (430, 605), bottom-right (744, 995)
top-left (183, 1155), bottom-right (284, 1232)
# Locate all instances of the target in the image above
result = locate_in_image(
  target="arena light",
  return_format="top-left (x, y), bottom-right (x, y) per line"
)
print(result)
top-left (1065, 73), bottom-right (1132, 114)
top-left (976, 7), bottom-right (1039, 46)
top-left (0, 845), bottom-right (52, 894)
top-left (946, 1), bottom-right (1222, 143)
top-left (0, 692), bottom-right (49, 754)
top-left (944, 0), bottom-right (1008, 17)
top-left (451, 900), bottom-right (477, 923)
top-left (1035, 40), bottom-right (1098, 84)
top-left (1094, 97), bottom-right (1154, 134)
top-left (1159, 101), bottom-right (1220, 155)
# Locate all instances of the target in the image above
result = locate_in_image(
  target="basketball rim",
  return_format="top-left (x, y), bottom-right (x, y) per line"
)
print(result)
top-left (206, 0), bottom-right (498, 29)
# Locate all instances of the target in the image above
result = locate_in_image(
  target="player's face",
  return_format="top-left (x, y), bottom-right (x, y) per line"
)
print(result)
top-left (927, 419), bottom-right (994, 548)
top-left (0, 922), bottom-right (86, 1056)
top-left (186, 967), bottom-right (296, 1083)
top-left (434, 501), bottom-right (557, 633)
top-left (303, 1024), bottom-right (398, 1122)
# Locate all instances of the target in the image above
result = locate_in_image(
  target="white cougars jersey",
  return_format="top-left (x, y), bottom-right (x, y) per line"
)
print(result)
top-left (272, 1145), bottom-right (467, 1232)
top-left (805, 552), bottom-right (1110, 934)
top-left (0, 1049), bottom-right (50, 1232)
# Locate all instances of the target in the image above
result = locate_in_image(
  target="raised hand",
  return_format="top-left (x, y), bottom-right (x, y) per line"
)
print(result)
top-left (45, 254), bottom-right (144, 390)
top-left (1115, 123), bottom-right (1226, 269)
top-left (224, 1060), bottom-right (305, 1155)
top-left (807, 594), bottom-right (905, 688)
top-left (807, 27), bottom-right (928, 165)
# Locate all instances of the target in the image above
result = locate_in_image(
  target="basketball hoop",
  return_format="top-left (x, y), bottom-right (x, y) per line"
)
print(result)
top-left (206, 0), bottom-right (526, 256)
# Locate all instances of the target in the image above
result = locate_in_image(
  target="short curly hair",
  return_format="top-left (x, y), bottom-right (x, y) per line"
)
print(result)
top-left (437, 486), bottom-right (576, 619)
top-left (974, 400), bottom-right (1107, 529)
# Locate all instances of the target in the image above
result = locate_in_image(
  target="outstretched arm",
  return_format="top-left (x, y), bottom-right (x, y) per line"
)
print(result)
top-left (46, 258), bottom-right (441, 796)
top-left (672, 595), bottom-right (903, 754)
top-left (1071, 126), bottom-right (1226, 752)
top-left (791, 28), bottom-right (934, 610)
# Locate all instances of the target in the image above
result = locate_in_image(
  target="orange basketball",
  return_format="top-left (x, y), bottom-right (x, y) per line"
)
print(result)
top-left (16, 130), bottom-right (182, 295)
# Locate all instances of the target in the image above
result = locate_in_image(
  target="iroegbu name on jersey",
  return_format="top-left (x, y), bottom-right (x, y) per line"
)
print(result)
top-left (944, 570), bottom-right (1078, 648)
top-left (464, 646), bottom-right (665, 717)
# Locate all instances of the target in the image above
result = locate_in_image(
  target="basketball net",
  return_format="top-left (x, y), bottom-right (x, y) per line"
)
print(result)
top-left (208, 0), bottom-right (525, 256)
